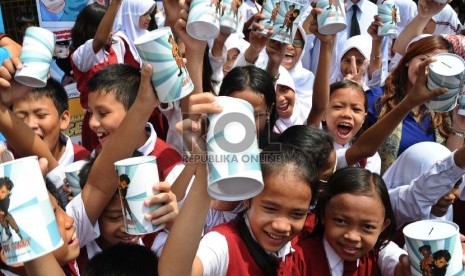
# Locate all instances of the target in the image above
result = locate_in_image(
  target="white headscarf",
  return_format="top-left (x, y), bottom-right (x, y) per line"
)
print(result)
top-left (289, 25), bottom-right (314, 118)
top-left (332, 34), bottom-right (372, 89)
top-left (432, 4), bottom-right (461, 35)
top-left (114, 0), bottom-right (156, 65)
top-left (224, 33), bottom-right (250, 54)
top-left (273, 67), bottom-right (306, 133)
top-left (383, 142), bottom-right (452, 189)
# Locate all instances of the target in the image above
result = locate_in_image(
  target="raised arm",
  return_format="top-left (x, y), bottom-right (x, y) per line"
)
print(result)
top-left (392, 0), bottom-right (447, 55)
top-left (0, 34), bottom-right (21, 59)
top-left (305, 7), bottom-right (335, 127)
top-left (92, 0), bottom-right (122, 53)
top-left (345, 57), bottom-right (447, 165)
top-left (159, 94), bottom-right (222, 276)
top-left (82, 64), bottom-right (160, 225)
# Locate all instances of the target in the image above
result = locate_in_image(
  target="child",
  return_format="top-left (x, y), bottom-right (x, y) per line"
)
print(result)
top-left (10, 78), bottom-right (90, 204)
top-left (431, 250), bottom-right (451, 276)
top-left (273, 67), bottom-right (307, 134)
top-left (419, 245), bottom-right (434, 275)
top-left (11, 78), bottom-right (90, 165)
top-left (112, 0), bottom-right (156, 68)
top-left (159, 143), bottom-right (319, 275)
top-left (0, 60), bottom-right (179, 273)
top-left (297, 167), bottom-right (404, 275)
top-left (306, 7), bottom-right (450, 174)
top-left (383, 142), bottom-right (464, 245)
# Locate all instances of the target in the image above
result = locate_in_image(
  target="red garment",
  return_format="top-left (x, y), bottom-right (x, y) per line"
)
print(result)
top-left (72, 143), bottom-right (90, 161)
top-left (212, 222), bottom-right (305, 276)
top-left (147, 137), bottom-right (183, 181)
top-left (296, 237), bottom-right (382, 276)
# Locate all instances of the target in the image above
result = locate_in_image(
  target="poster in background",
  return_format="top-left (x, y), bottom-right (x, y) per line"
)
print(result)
top-left (36, 0), bottom-right (108, 145)
top-left (0, 5), bottom-right (5, 33)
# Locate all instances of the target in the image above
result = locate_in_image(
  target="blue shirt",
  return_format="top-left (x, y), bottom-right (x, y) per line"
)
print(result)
top-left (366, 86), bottom-right (436, 157)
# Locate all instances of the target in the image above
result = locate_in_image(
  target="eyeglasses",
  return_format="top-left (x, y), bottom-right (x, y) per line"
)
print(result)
top-left (319, 158), bottom-right (338, 183)
top-left (292, 39), bottom-right (304, 48)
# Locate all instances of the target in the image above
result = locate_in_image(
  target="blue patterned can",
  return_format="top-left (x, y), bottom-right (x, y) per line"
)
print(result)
top-left (377, 0), bottom-right (400, 37)
top-left (403, 220), bottom-right (464, 276)
top-left (14, 27), bottom-right (56, 88)
top-left (426, 53), bottom-right (465, 113)
top-left (114, 156), bottom-right (164, 235)
top-left (206, 96), bottom-right (264, 201)
top-left (270, 0), bottom-right (309, 44)
top-left (316, 0), bottom-right (346, 35)
top-left (134, 27), bottom-right (194, 103)
top-left (186, 0), bottom-right (221, 40)
top-left (0, 156), bottom-right (63, 265)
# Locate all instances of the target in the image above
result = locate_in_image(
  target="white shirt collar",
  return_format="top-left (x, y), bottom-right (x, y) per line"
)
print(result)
top-left (58, 132), bottom-right (74, 166)
top-left (136, 123), bottom-right (158, 156)
top-left (323, 237), bottom-right (359, 276)
top-left (244, 214), bottom-right (294, 261)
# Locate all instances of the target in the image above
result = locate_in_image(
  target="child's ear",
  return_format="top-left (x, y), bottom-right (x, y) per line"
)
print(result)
top-left (381, 218), bottom-right (391, 232)
top-left (59, 110), bottom-right (71, 131)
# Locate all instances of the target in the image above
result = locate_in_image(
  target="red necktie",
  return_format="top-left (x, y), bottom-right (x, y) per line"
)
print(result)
top-left (343, 260), bottom-right (358, 276)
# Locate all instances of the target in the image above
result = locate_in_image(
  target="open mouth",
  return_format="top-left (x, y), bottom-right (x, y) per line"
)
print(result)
top-left (97, 132), bottom-right (109, 141)
top-left (336, 122), bottom-right (353, 137)
top-left (277, 101), bottom-right (289, 112)
top-left (68, 231), bottom-right (78, 246)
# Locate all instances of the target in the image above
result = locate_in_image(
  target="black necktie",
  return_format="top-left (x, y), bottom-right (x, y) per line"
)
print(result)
top-left (350, 4), bottom-right (361, 37)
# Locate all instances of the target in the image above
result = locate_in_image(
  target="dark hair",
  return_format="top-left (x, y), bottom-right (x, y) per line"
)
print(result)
top-left (0, 177), bottom-right (13, 191)
top-left (70, 3), bottom-right (107, 53)
top-left (433, 249), bottom-right (451, 262)
top-left (419, 244), bottom-right (431, 253)
top-left (119, 174), bottom-right (130, 184)
top-left (87, 64), bottom-right (140, 110)
top-left (12, 78), bottom-right (69, 115)
top-left (279, 125), bottom-right (334, 177)
top-left (235, 144), bottom-right (317, 276)
top-left (219, 66), bottom-right (277, 148)
top-left (314, 167), bottom-right (397, 250)
top-left (83, 243), bottom-right (158, 276)
top-left (45, 178), bottom-right (67, 209)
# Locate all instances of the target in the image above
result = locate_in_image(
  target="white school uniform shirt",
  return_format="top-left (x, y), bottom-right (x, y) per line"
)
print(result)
top-left (334, 142), bottom-right (382, 174)
top-left (383, 142), bottom-right (465, 228)
top-left (323, 238), bottom-right (407, 276)
top-left (46, 133), bottom-right (85, 189)
top-left (197, 215), bottom-right (294, 276)
top-left (67, 122), bottom-right (184, 258)
top-left (307, 0), bottom-right (386, 85)
top-left (71, 37), bottom-right (126, 74)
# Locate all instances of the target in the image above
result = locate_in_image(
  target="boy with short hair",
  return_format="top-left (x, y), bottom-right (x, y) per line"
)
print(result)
top-left (11, 78), bottom-right (90, 165)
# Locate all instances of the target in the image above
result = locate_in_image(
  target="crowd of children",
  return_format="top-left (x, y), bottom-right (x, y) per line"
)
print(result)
top-left (0, 0), bottom-right (465, 275)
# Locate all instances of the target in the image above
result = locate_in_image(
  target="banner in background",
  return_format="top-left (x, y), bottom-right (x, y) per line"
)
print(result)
top-left (36, 0), bottom-right (104, 145)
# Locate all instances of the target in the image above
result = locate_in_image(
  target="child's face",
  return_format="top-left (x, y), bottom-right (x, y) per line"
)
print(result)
top-left (275, 84), bottom-right (295, 119)
top-left (407, 48), bottom-right (447, 87)
top-left (97, 194), bottom-right (139, 250)
top-left (281, 31), bottom-right (304, 71)
top-left (88, 91), bottom-right (127, 148)
top-left (434, 256), bottom-right (448, 268)
top-left (340, 49), bottom-right (366, 78)
top-left (244, 169), bottom-right (311, 253)
top-left (223, 48), bottom-right (240, 77)
top-left (230, 89), bottom-right (269, 135)
top-left (0, 186), bottom-right (9, 200)
top-left (49, 193), bottom-right (80, 264)
top-left (13, 97), bottom-right (70, 157)
top-left (430, 184), bottom-right (460, 218)
top-left (323, 88), bottom-right (366, 145)
top-left (138, 8), bottom-right (154, 30)
top-left (420, 247), bottom-right (431, 257)
top-left (323, 192), bottom-right (390, 261)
